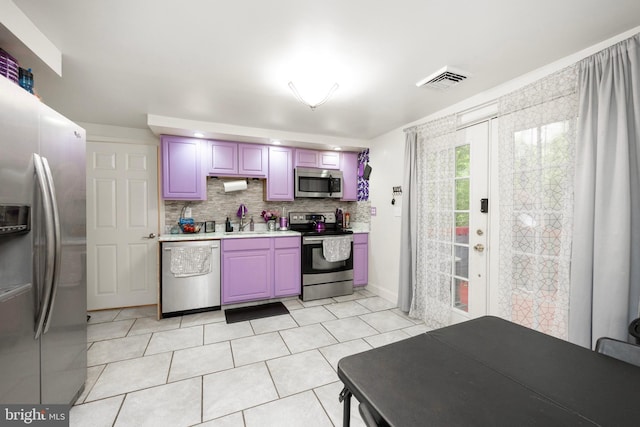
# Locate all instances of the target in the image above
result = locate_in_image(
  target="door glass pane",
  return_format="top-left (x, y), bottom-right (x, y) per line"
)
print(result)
top-left (455, 213), bottom-right (469, 244)
top-left (453, 144), bottom-right (470, 313)
top-left (455, 179), bottom-right (469, 210)
top-left (455, 145), bottom-right (470, 177)
top-left (454, 278), bottom-right (469, 312)
top-left (455, 245), bottom-right (469, 277)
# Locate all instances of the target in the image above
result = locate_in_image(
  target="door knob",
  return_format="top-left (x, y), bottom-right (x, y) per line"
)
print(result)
top-left (473, 243), bottom-right (485, 252)
top-left (146, 233), bottom-right (157, 239)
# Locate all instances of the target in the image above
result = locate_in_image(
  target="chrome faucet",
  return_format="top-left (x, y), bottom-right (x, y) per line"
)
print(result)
top-left (237, 204), bottom-right (248, 231)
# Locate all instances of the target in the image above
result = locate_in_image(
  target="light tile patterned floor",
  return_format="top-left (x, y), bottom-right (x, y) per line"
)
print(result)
top-left (71, 289), bottom-right (429, 427)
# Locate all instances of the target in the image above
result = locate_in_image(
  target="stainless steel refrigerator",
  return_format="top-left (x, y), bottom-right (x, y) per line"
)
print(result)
top-left (0, 76), bottom-right (87, 404)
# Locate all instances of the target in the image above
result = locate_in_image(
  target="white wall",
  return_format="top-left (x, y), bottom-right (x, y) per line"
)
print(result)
top-left (365, 25), bottom-right (640, 305)
top-left (366, 129), bottom-right (405, 302)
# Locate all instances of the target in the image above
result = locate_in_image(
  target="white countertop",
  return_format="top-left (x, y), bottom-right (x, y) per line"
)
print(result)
top-left (159, 230), bottom-right (302, 242)
top-left (348, 222), bottom-right (370, 233)
top-left (159, 221), bottom-right (368, 242)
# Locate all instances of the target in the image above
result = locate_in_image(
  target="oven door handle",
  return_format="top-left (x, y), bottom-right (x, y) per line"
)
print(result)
top-left (303, 236), bottom-right (354, 244)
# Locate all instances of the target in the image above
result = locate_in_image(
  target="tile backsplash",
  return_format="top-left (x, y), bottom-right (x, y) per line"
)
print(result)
top-left (164, 177), bottom-right (370, 230)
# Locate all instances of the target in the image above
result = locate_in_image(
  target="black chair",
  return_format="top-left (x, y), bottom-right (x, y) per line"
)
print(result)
top-left (358, 402), bottom-right (390, 427)
top-left (595, 337), bottom-right (640, 368)
top-left (629, 318), bottom-right (640, 344)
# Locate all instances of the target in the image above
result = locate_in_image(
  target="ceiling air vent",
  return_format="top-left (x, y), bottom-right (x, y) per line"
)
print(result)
top-left (415, 66), bottom-right (470, 89)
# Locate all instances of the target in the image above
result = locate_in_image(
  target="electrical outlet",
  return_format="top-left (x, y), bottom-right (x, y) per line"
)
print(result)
top-left (371, 207), bottom-right (377, 216)
top-left (185, 207), bottom-right (192, 218)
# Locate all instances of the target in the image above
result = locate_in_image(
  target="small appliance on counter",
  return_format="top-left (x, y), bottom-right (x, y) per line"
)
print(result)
top-left (279, 216), bottom-right (288, 230)
top-left (289, 211), bottom-right (354, 301)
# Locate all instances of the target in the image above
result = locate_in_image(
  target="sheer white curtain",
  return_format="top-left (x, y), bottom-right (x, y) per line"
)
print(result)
top-left (496, 66), bottom-right (578, 340)
top-left (400, 115), bottom-right (458, 328)
top-left (397, 130), bottom-right (417, 312)
top-left (570, 34), bottom-right (640, 348)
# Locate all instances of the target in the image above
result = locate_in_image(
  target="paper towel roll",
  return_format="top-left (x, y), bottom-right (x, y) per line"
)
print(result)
top-left (223, 180), bottom-right (248, 192)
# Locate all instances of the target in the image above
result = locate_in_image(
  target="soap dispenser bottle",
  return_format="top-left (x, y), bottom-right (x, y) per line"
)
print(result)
top-left (249, 216), bottom-right (254, 231)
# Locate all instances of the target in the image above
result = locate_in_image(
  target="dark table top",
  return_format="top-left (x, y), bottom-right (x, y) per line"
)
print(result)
top-left (337, 316), bottom-right (640, 427)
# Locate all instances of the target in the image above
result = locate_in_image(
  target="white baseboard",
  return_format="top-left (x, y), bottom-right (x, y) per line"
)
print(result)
top-left (363, 282), bottom-right (398, 305)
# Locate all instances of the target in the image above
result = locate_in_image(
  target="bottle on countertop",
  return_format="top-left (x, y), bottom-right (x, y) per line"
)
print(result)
top-left (335, 208), bottom-right (343, 230)
top-left (249, 216), bottom-right (254, 231)
top-left (344, 212), bottom-right (350, 229)
top-left (225, 217), bottom-right (233, 232)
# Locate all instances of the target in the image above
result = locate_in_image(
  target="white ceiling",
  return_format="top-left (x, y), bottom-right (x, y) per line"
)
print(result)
top-left (7, 1), bottom-right (640, 142)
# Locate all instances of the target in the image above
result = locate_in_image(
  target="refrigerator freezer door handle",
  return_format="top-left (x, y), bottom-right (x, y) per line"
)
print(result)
top-left (33, 154), bottom-right (56, 340)
top-left (41, 156), bottom-right (62, 335)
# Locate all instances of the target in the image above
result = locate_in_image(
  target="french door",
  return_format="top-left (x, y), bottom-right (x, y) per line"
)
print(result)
top-left (450, 121), bottom-right (490, 324)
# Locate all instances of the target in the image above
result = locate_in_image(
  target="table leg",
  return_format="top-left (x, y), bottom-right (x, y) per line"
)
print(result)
top-left (339, 386), bottom-right (352, 427)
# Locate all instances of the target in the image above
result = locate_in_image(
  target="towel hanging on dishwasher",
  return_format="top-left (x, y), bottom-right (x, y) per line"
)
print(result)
top-left (322, 236), bottom-right (352, 262)
top-left (170, 246), bottom-right (212, 277)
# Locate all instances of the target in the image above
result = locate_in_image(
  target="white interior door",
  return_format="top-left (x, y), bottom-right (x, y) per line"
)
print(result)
top-left (451, 121), bottom-right (489, 324)
top-left (86, 142), bottom-right (159, 310)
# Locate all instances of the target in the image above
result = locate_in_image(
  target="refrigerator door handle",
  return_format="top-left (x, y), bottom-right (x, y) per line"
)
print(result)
top-left (41, 156), bottom-right (62, 335)
top-left (33, 153), bottom-right (56, 340)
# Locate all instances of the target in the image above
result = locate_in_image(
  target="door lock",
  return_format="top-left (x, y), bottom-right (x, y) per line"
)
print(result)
top-left (145, 233), bottom-right (157, 239)
top-left (473, 243), bottom-right (485, 252)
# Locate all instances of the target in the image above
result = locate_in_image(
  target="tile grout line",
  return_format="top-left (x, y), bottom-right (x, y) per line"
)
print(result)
top-left (110, 394), bottom-right (126, 427)
top-left (77, 292), bottom-right (414, 426)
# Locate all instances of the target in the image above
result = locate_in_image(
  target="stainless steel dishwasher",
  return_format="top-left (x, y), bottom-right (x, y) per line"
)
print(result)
top-left (161, 240), bottom-right (221, 317)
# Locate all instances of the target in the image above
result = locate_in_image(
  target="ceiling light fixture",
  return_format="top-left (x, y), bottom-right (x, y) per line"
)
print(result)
top-left (288, 81), bottom-right (339, 111)
top-left (193, 132), bottom-right (205, 138)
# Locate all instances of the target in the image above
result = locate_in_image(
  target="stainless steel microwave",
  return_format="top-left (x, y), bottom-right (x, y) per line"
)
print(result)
top-left (294, 167), bottom-right (343, 198)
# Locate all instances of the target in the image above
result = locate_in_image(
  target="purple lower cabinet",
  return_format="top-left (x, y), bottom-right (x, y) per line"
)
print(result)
top-left (274, 237), bottom-right (301, 297)
top-left (221, 236), bottom-right (301, 304)
top-left (222, 239), bottom-right (272, 304)
top-left (353, 233), bottom-right (369, 286)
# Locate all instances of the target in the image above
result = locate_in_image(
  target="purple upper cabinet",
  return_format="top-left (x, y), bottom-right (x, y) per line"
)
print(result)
top-left (319, 151), bottom-right (341, 169)
top-left (294, 149), bottom-right (319, 168)
top-left (267, 146), bottom-right (294, 201)
top-left (238, 143), bottom-right (268, 178)
top-left (340, 151), bottom-right (358, 201)
top-left (207, 140), bottom-right (238, 175)
top-left (161, 135), bottom-right (206, 200)
top-left (294, 149), bottom-right (341, 169)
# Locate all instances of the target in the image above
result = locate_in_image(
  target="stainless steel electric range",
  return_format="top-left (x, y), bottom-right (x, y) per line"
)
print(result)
top-left (289, 212), bottom-right (354, 301)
